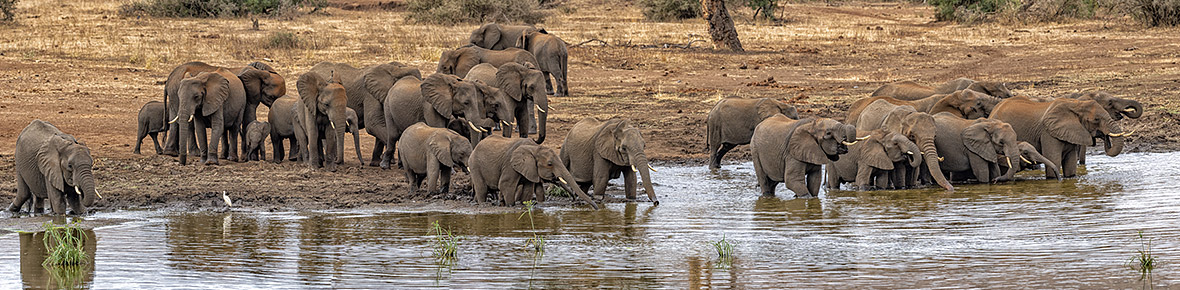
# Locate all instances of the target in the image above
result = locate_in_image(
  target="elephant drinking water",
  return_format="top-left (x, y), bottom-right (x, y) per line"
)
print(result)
top-left (8, 120), bottom-right (99, 215)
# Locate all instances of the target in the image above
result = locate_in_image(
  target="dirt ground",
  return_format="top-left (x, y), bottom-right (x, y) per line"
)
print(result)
top-left (0, 0), bottom-right (1178, 211)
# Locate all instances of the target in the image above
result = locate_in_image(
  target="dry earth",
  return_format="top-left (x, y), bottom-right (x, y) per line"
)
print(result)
top-left (0, 0), bottom-right (1178, 211)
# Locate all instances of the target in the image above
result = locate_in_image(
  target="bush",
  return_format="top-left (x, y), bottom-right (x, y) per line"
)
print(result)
top-left (265, 31), bottom-right (299, 49)
top-left (641, 0), bottom-right (701, 21)
top-left (1, 0), bottom-right (17, 22)
top-left (929, 0), bottom-right (1019, 22)
top-left (117, 0), bottom-right (326, 18)
top-left (1132, 0), bottom-right (1180, 26)
top-left (744, 0), bottom-right (779, 20)
top-left (407, 0), bottom-right (547, 25)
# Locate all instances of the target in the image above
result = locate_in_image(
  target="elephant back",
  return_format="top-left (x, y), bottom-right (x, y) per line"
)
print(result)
top-left (989, 97), bottom-right (1051, 146)
top-left (560, 117), bottom-right (605, 181)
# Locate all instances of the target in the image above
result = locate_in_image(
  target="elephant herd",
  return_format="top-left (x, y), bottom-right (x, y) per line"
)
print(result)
top-left (708, 78), bottom-right (1140, 198)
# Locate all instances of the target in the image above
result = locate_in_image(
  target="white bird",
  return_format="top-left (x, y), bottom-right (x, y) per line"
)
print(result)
top-left (221, 191), bottom-right (233, 207)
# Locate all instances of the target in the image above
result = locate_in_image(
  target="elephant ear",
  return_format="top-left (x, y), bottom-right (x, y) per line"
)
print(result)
top-left (422, 74), bottom-right (456, 116)
top-left (779, 102), bottom-right (799, 119)
top-left (437, 50), bottom-right (454, 74)
top-left (297, 72), bottom-right (327, 116)
top-left (237, 67), bottom-right (267, 103)
top-left (364, 66), bottom-right (397, 104)
top-left (201, 72), bottom-right (231, 116)
top-left (594, 119), bottom-right (628, 165)
top-left (37, 134), bottom-right (73, 192)
top-left (788, 120), bottom-right (828, 165)
top-left (755, 99), bottom-right (783, 121)
top-left (481, 24), bottom-right (502, 48)
top-left (963, 121), bottom-right (999, 163)
top-left (495, 63), bottom-right (526, 101)
top-left (511, 146), bottom-right (542, 183)
top-left (428, 132), bottom-right (455, 167)
top-left (1043, 100), bottom-right (1093, 146)
top-left (859, 136), bottom-right (894, 170)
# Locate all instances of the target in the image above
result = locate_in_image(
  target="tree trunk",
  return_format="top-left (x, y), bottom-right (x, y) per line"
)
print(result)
top-left (701, 0), bottom-right (744, 52)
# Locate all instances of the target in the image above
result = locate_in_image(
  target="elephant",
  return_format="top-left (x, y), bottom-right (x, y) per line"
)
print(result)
top-left (995, 141), bottom-right (1062, 180)
top-left (383, 74), bottom-right (494, 169)
top-left (173, 69), bottom-right (247, 165)
top-left (134, 101), bottom-right (167, 155)
top-left (827, 130), bottom-right (921, 190)
top-left (341, 107), bottom-right (364, 165)
top-left (235, 63), bottom-right (287, 154)
top-left (162, 61), bottom-right (283, 156)
top-left (469, 135), bottom-right (598, 209)
top-left (750, 116), bottom-right (856, 198)
top-left (244, 120), bottom-right (270, 161)
top-left (937, 78), bottom-right (1013, 99)
top-left (872, 78), bottom-right (1012, 100)
top-left (437, 46), bottom-right (539, 79)
top-left (847, 90), bottom-right (999, 126)
top-left (8, 120), bottom-right (99, 215)
top-left (931, 113), bottom-right (1022, 183)
top-left (293, 72), bottom-right (349, 171)
top-left (1065, 91), bottom-right (1143, 164)
top-left (560, 118), bottom-right (658, 204)
top-left (705, 97), bottom-right (799, 170)
top-left (469, 23), bottom-right (536, 50)
top-left (853, 100), bottom-right (955, 190)
top-left (397, 123), bottom-right (473, 194)
top-left (469, 24), bottom-right (570, 96)
top-left (309, 62), bottom-right (421, 166)
top-left (267, 95), bottom-right (301, 163)
top-left (990, 96), bottom-right (1130, 178)
top-left (464, 62), bottom-right (548, 143)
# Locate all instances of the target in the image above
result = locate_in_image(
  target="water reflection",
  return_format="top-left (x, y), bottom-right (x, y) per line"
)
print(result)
top-left (20, 229), bottom-right (97, 290)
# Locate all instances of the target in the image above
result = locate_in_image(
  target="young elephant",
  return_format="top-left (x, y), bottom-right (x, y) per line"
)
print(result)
top-left (827, 130), bottom-right (921, 190)
top-left (469, 136), bottom-right (598, 209)
top-left (9, 120), bottom-right (100, 215)
top-left (397, 123), bottom-right (473, 194)
top-left (464, 62), bottom-right (548, 143)
top-left (341, 107), bottom-right (364, 165)
top-left (854, 100), bottom-right (954, 190)
top-left (437, 46), bottom-right (539, 78)
top-left (932, 113), bottom-right (1022, 183)
top-left (267, 95), bottom-right (301, 163)
top-left (135, 101), bottom-right (167, 155)
top-left (468, 24), bottom-right (569, 96)
top-left (244, 120), bottom-right (270, 161)
top-left (996, 141), bottom-right (1063, 180)
top-left (561, 118), bottom-right (658, 204)
top-left (705, 97), bottom-right (799, 170)
top-left (751, 116), bottom-right (857, 198)
top-left (383, 74), bottom-right (494, 169)
top-left (308, 61), bottom-right (421, 167)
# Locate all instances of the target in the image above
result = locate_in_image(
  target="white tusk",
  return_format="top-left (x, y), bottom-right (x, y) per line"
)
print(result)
top-left (1006, 156), bottom-right (1012, 169)
top-left (647, 164), bottom-right (658, 172)
top-left (188, 115), bottom-right (194, 122)
top-left (95, 188), bottom-right (102, 199)
top-left (221, 191), bottom-right (233, 207)
top-left (906, 151), bottom-right (914, 155)
top-left (1020, 155), bottom-right (1031, 164)
top-left (468, 121), bottom-right (480, 132)
top-left (856, 135), bottom-right (871, 141)
top-left (631, 165), bottom-right (638, 172)
top-left (501, 120), bottom-right (510, 127)
top-left (535, 104), bottom-right (546, 113)
top-left (74, 186), bottom-right (82, 196)
top-left (169, 116), bottom-right (179, 124)
top-left (938, 156), bottom-right (945, 162)
top-left (1123, 108), bottom-right (1137, 112)
top-left (558, 177), bottom-right (567, 185)
top-left (1108, 129), bottom-right (1135, 137)
top-left (842, 140), bottom-right (859, 146)
top-left (466, 166), bottom-right (471, 172)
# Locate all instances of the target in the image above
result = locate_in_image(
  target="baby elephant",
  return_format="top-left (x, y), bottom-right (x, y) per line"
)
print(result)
top-left (469, 136), bottom-right (598, 209)
top-left (827, 130), bottom-right (922, 190)
top-left (135, 101), bottom-right (168, 155)
top-left (397, 123), bottom-right (473, 194)
top-left (244, 121), bottom-right (270, 161)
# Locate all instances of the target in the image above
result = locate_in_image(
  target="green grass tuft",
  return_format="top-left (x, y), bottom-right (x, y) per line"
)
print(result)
top-left (1127, 230), bottom-right (1158, 275)
top-left (519, 200), bottom-right (545, 261)
top-left (429, 220), bottom-right (458, 265)
top-left (41, 221), bottom-right (88, 267)
top-left (712, 235), bottom-right (734, 268)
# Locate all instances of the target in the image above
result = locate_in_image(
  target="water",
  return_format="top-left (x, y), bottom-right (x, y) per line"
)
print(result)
top-left (2, 153), bottom-right (1177, 289)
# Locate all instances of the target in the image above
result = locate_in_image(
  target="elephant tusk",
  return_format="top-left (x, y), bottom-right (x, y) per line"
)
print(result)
top-left (1108, 129), bottom-right (1135, 137)
top-left (468, 121), bottom-right (480, 132)
top-left (856, 135), bottom-right (871, 141)
top-left (631, 165), bottom-right (638, 173)
top-left (169, 116), bottom-right (179, 124)
top-left (938, 156), bottom-right (945, 162)
top-left (842, 140), bottom-right (859, 146)
top-left (1006, 156), bottom-right (1012, 169)
top-left (558, 177), bottom-right (568, 185)
top-left (188, 115), bottom-right (194, 122)
top-left (535, 104), bottom-right (546, 113)
top-left (95, 189), bottom-right (103, 199)
top-left (1020, 155), bottom-right (1032, 165)
top-left (74, 186), bottom-right (82, 196)
top-left (906, 151), bottom-right (914, 155)
top-left (647, 164), bottom-right (658, 172)
top-left (1124, 107), bottom-right (1137, 113)
top-left (501, 120), bottom-right (511, 127)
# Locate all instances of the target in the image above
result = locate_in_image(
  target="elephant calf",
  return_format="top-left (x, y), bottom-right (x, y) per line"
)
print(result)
top-left (561, 118), bottom-right (658, 204)
top-left (827, 130), bottom-right (921, 190)
top-left (995, 141), bottom-right (1062, 180)
top-left (398, 123), bottom-right (473, 194)
top-left (268, 95), bottom-right (302, 163)
top-left (341, 107), bottom-right (364, 165)
top-left (9, 120), bottom-right (99, 215)
top-left (135, 101), bottom-right (168, 155)
top-left (244, 120), bottom-right (270, 161)
top-left (469, 136), bottom-right (598, 209)
top-left (705, 97), bottom-right (798, 170)
top-left (751, 116), bottom-right (857, 198)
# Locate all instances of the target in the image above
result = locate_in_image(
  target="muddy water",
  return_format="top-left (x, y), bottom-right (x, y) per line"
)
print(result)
top-left (1, 153), bottom-right (1177, 289)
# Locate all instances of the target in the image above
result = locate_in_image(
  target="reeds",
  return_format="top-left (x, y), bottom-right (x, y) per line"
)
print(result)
top-left (519, 200), bottom-right (545, 259)
top-left (1127, 230), bottom-right (1158, 275)
top-left (712, 235), bottom-right (734, 269)
top-left (429, 220), bottom-right (458, 264)
top-left (41, 222), bottom-right (88, 267)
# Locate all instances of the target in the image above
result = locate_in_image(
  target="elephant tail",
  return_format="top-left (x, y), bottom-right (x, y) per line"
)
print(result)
top-left (705, 111), bottom-right (719, 154)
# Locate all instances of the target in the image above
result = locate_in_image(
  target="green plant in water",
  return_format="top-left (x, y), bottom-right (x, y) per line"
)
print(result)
top-left (42, 221), bottom-right (88, 267)
top-left (519, 200), bottom-right (545, 260)
top-left (1127, 230), bottom-right (1158, 275)
top-left (545, 184), bottom-right (570, 198)
top-left (712, 235), bottom-right (734, 268)
top-left (429, 220), bottom-right (458, 265)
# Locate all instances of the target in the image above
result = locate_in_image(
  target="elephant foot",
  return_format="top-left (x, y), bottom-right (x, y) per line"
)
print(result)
top-left (163, 150), bottom-right (179, 157)
top-left (204, 159), bottom-right (219, 166)
top-left (379, 159), bottom-right (390, 170)
top-left (134, 149), bottom-right (142, 155)
top-left (225, 156), bottom-right (237, 162)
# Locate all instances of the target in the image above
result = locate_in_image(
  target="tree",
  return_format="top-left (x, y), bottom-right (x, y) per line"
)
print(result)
top-left (701, 0), bottom-right (743, 51)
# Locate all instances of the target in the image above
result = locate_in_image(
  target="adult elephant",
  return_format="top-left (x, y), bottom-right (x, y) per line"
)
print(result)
top-left (561, 118), bottom-right (658, 204)
top-left (173, 69), bottom-right (246, 165)
top-left (847, 90), bottom-right (999, 128)
top-left (293, 72), bottom-right (349, 171)
top-left (827, 129), bottom-right (921, 190)
top-left (854, 100), bottom-right (954, 190)
top-left (267, 95), bottom-right (301, 163)
top-left (872, 78), bottom-right (1012, 100)
top-left (235, 63), bottom-right (287, 154)
top-left (990, 97), bottom-right (1130, 178)
top-left (383, 74), bottom-right (493, 169)
top-left (8, 120), bottom-right (99, 215)
top-left (469, 136), bottom-right (598, 209)
top-left (751, 116), bottom-right (857, 198)
top-left (464, 63), bottom-right (548, 143)
top-left (162, 62), bottom-right (282, 156)
top-left (1066, 91), bottom-right (1143, 164)
top-left (705, 97), bottom-right (799, 170)
top-left (468, 24), bottom-right (569, 96)
top-left (437, 46), bottom-right (539, 78)
top-left (937, 78), bottom-right (1012, 99)
top-left (932, 113), bottom-right (1021, 183)
top-left (309, 62), bottom-right (421, 166)
top-left (397, 123), bottom-right (473, 194)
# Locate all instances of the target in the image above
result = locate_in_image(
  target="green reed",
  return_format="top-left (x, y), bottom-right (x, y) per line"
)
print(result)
top-left (519, 200), bottom-right (545, 260)
top-left (545, 184), bottom-right (571, 198)
top-left (712, 235), bottom-right (735, 268)
top-left (429, 220), bottom-right (458, 264)
top-left (41, 221), bottom-right (88, 267)
top-left (1127, 230), bottom-right (1157, 275)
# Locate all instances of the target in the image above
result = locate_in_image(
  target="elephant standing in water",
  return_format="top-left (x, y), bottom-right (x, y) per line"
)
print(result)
top-left (469, 136), bottom-right (598, 209)
top-left (872, 78), bottom-right (1012, 100)
top-left (384, 74), bottom-right (495, 169)
top-left (469, 23), bottom-right (571, 96)
top-left (932, 113), bottom-right (1021, 183)
top-left (751, 116), bottom-right (857, 198)
top-left (1064, 91), bottom-right (1143, 165)
top-left (293, 72), bottom-right (349, 171)
top-left (8, 120), bottom-right (99, 215)
top-left (464, 63), bottom-right (549, 143)
top-left (854, 100), bottom-right (955, 191)
top-left (397, 123), bottom-right (473, 194)
top-left (827, 130), bottom-right (921, 190)
top-left (174, 69), bottom-right (246, 165)
top-left (162, 62), bottom-right (284, 157)
top-left (561, 118), bottom-right (658, 204)
top-left (437, 46), bottom-right (539, 78)
top-left (994, 141), bottom-right (1062, 180)
top-left (705, 97), bottom-right (798, 170)
top-left (309, 62), bottom-right (421, 166)
top-left (135, 101), bottom-right (167, 155)
top-left (990, 97), bottom-right (1130, 178)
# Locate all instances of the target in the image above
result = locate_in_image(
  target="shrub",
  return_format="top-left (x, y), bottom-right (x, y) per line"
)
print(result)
top-left (117, 0), bottom-right (326, 18)
top-left (744, 0), bottom-right (779, 20)
top-left (265, 31), bottom-right (299, 49)
top-left (407, 0), bottom-right (547, 25)
top-left (641, 0), bottom-right (701, 21)
top-left (1132, 0), bottom-right (1180, 26)
top-left (929, 0), bottom-right (1019, 22)
top-left (1, 0), bottom-right (18, 22)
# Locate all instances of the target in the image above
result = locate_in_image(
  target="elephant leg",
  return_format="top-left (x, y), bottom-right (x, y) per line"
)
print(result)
top-left (874, 172), bottom-right (891, 189)
top-left (208, 116), bottom-right (225, 165)
top-left (163, 122), bottom-right (179, 156)
top-left (710, 143), bottom-right (736, 170)
top-left (227, 126), bottom-right (240, 162)
top-left (439, 167), bottom-right (453, 195)
top-left (45, 184), bottom-right (65, 215)
top-left (577, 182), bottom-right (592, 198)
top-left (1078, 145), bottom-right (1087, 165)
top-left (826, 163), bottom-right (840, 190)
top-left (8, 175), bottom-right (31, 212)
top-left (854, 164), bottom-right (875, 190)
top-left (806, 167), bottom-right (823, 198)
top-left (150, 132), bottom-right (163, 155)
top-left (535, 183), bottom-right (546, 203)
top-left (219, 131), bottom-right (230, 160)
top-left (32, 197), bottom-right (44, 214)
top-left (135, 125), bottom-right (147, 154)
top-left (369, 138), bottom-right (384, 167)
top-left (290, 137), bottom-right (301, 162)
top-left (65, 189), bottom-right (82, 215)
top-left (272, 134), bottom-right (285, 163)
top-left (623, 168), bottom-right (637, 200)
top-left (194, 121), bottom-right (210, 164)
top-left (324, 128), bottom-right (338, 172)
top-left (498, 174), bottom-right (521, 206)
top-left (543, 71), bottom-right (555, 96)
top-left (1062, 145), bottom-right (1080, 178)
top-left (592, 158), bottom-right (613, 199)
top-left (782, 165), bottom-right (810, 198)
top-left (1040, 136), bottom-right (1064, 179)
top-left (426, 157), bottom-right (441, 194)
top-left (382, 136), bottom-right (397, 170)
top-left (259, 141), bottom-right (266, 161)
top-left (753, 155), bottom-right (777, 196)
top-left (967, 154), bottom-right (993, 183)
top-left (472, 172), bottom-right (488, 204)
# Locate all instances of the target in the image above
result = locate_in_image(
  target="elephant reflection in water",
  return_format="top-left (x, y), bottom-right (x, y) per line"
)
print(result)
top-left (686, 255), bottom-right (743, 289)
top-left (20, 228), bottom-right (97, 289)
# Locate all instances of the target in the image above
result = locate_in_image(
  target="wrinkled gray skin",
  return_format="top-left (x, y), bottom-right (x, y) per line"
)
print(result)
top-left (936, 78), bottom-right (1013, 99)
top-left (267, 96), bottom-right (301, 163)
top-left (397, 123), bottom-right (473, 194)
top-left (437, 46), bottom-right (539, 79)
top-left (932, 113), bottom-right (1022, 183)
top-left (293, 72), bottom-right (349, 172)
top-left (309, 62), bottom-right (421, 166)
top-left (854, 100), bottom-right (955, 191)
top-left (1065, 91), bottom-right (1143, 165)
top-left (561, 118), bottom-right (658, 204)
top-left (827, 130), bottom-right (921, 190)
top-left (705, 97), bottom-right (799, 170)
top-left (469, 24), bottom-right (570, 96)
top-left (174, 69), bottom-right (246, 166)
top-left (135, 101), bottom-right (167, 155)
top-left (244, 120), bottom-right (270, 161)
top-left (384, 74), bottom-right (494, 169)
top-left (469, 136), bottom-right (598, 209)
top-left (872, 78), bottom-right (1011, 100)
top-left (751, 116), bottom-right (855, 198)
top-left (848, 90), bottom-right (999, 125)
top-left (991, 97), bottom-right (1128, 178)
top-left (9, 120), bottom-right (98, 215)
top-left (464, 63), bottom-right (548, 143)
top-left (995, 141), bottom-right (1062, 180)
top-left (163, 62), bottom-right (283, 157)
top-left (341, 107), bottom-right (363, 165)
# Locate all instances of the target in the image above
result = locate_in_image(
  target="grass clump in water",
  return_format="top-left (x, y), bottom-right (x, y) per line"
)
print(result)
top-left (519, 200), bottom-right (545, 259)
top-left (1127, 230), bottom-right (1158, 275)
top-left (429, 220), bottom-right (458, 265)
top-left (41, 221), bottom-right (88, 267)
top-left (712, 235), bottom-right (734, 268)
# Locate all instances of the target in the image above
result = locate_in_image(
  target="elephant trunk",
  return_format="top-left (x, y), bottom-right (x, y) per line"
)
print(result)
top-left (351, 122), bottom-right (363, 164)
top-left (556, 166), bottom-right (598, 210)
top-left (1102, 120), bottom-right (1125, 157)
top-left (918, 137), bottom-right (954, 191)
top-left (534, 94), bottom-right (548, 144)
top-left (178, 112), bottom-right (194, 165)
top-left (76, 167), bottom-right (97, 208)
top-left (1033, 152), bottom-right (1062, 180)
top-left (999, 145), bottom-right (1021, 182)
top-left (328, 109), bottom-right (348, 165)
top-left (904, 140), bottom-right (922, 168)
top-left (1122, 100), bottom-right (1144, 119)
top-left (635, 154), bottom-right (658, 205)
